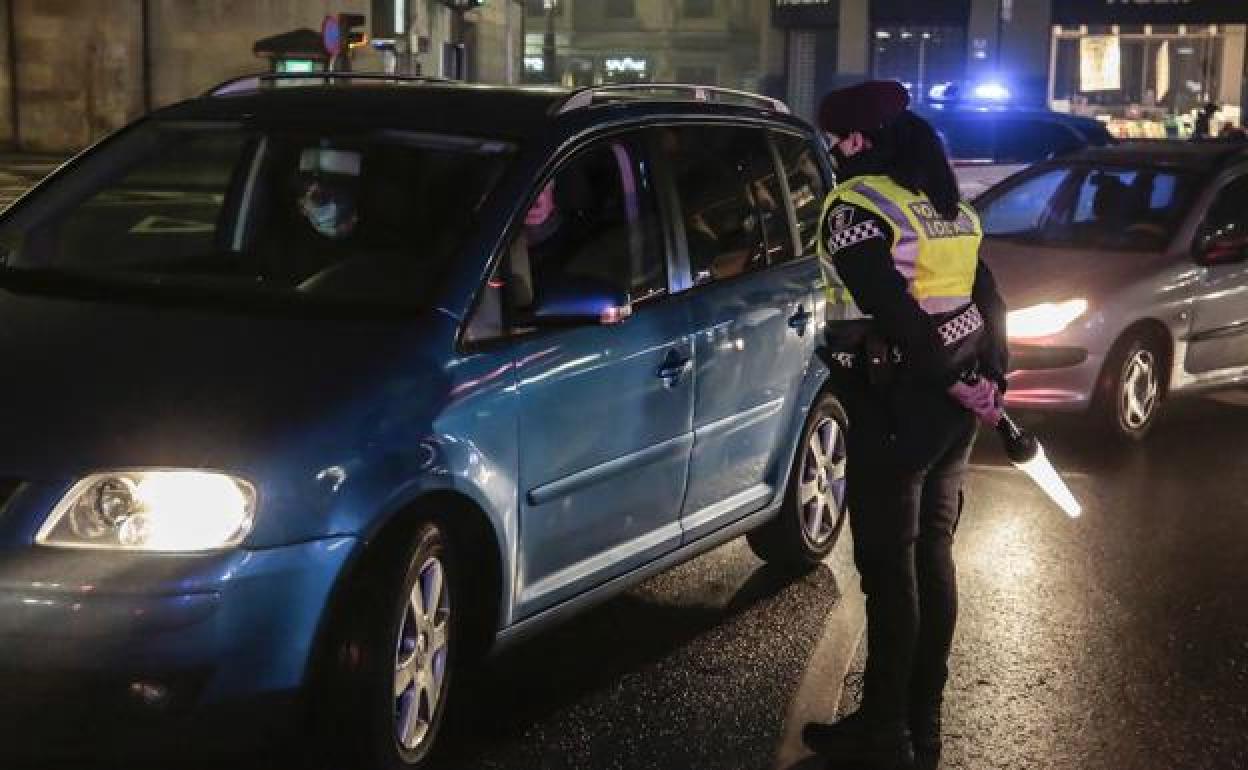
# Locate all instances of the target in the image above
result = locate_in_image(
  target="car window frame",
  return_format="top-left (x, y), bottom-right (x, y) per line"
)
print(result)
top-left (458, 125), bottom-right (678, 352)
top-left (1190, 164), bottom-right (1248, 260)
top-left (651, 120), bottom-right (816, 297)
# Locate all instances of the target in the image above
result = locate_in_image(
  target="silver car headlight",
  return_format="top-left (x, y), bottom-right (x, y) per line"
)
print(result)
top-left (36, 471), bottom-right (256, 552)
top-left (1006, 299), bottom-right (1088, 340)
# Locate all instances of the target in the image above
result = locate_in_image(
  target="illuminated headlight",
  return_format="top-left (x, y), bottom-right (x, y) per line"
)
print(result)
top-left (1006, 299), bottom-right (1088, 340)
top-left (37, 471), bottom-right (256, 551)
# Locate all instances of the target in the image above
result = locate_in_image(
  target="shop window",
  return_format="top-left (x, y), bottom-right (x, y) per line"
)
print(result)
top-left (605, 0), bottom-right (635, 19)
top-left (872, 25), bottom-right (966, 104)
top-left (772, 131), bottom-right (829, 258)
top-left (683, 0), bottom-right (714, 19)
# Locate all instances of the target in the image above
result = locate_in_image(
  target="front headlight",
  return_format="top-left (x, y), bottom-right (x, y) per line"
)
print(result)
top-left (1006, 299), bottom-right (1088, 340)
top-left (37, 471), bottom-right (256, 552)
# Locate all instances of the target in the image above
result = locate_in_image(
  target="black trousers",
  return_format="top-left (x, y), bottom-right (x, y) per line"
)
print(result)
top-left (839, 373), bottom-right (977, 723)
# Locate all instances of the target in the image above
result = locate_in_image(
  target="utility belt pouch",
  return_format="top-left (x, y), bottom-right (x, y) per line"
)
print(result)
top-left (864, 331), bottom-right (895, 388)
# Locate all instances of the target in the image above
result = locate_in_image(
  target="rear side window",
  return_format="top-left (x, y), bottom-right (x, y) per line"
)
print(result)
top-left (995, 120), bottom-right (1082, 164)
top-left (773, 131), bottom-right (829, 257)
top-left (935, 117), bottom-right (995, 162)
top-left (660, 125), bottom-right (790, 286)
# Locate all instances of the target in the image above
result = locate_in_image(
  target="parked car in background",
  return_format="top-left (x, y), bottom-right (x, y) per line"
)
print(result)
top-left (973, 140), bottom-right (1248, 440)
top-left (919, 85), bottom-right (1115, 198)
top-left (0, 76), bottom-right (847, 768)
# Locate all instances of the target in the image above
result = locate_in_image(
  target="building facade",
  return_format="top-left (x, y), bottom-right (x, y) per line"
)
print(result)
top-left (521, 0), bottom-right (765, 93)
top-left (0, 0), bottom-right (523, 153)
top-left (0, 1), bottom-right (1245, 152)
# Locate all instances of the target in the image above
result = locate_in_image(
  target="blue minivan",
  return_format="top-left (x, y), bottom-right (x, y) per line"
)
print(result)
top-left (0, 76), bottom-right (847, 768)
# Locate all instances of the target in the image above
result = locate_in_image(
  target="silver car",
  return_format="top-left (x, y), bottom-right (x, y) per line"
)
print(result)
top-left (974, 141), bottom-right (1248, 440)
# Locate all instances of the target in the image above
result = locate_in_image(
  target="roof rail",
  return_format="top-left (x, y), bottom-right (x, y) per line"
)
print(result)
top-left (557, 84), bottom-right (789, 115)
top-left (205, 72), bottom-right (453, 97)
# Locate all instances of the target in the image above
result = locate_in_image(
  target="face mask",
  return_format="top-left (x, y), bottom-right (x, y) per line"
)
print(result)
top-left (305, 200), bottom-right (343, 238)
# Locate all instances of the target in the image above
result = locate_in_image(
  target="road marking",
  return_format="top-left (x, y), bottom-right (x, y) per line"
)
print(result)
top-left (969, 462), bottom-right (1091, 479)
top-left (129, 215), bottom-right (215, 234)
top-left (774, 532), bottom-right (866, 770)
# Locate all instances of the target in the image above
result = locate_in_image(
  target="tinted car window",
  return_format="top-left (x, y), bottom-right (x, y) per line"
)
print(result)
top-left (932, 116), bottom-right (995, 162)
top-left (0, 122), bottom-right (510, 310)
top-left (661, 125), bottom-right (780, 285)
top-left (979, 168), bottom-right (1070, 236)
top-left (466, 132), bottom-right (665, 344)
top-left (1065, 168), bottom-right (1195, 251)
top-left (995, 120), bottom-right (1082, 164)
top-left (773, 131), bottom-right (828, 258)
top-left (1197, 175), bottom-right (1248, 250)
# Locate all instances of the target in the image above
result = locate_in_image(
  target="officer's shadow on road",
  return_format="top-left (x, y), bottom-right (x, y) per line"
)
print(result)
top-left (437, 554), bottom-right (842, 765)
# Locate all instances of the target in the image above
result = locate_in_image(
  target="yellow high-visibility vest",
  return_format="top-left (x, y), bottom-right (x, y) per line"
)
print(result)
top-left (818, 174), bottom-right (982, 321)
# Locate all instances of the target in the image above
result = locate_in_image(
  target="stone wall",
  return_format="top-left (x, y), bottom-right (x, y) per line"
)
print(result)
top-left (12, 0), bottom-right (145, 152)
top-left (147, 0), bottom-right (372, 109)
top-left (0, 0), bottom-right (521, 152)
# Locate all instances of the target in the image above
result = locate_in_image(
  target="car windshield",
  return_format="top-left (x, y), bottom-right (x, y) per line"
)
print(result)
top-left (0, 120), bottom-right (511, 311)
top-left (977, 162), bottom-right (1200, 252)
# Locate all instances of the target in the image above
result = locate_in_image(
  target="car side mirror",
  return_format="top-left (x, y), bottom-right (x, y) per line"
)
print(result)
top-left (530, 277), bottom-right (632, 327)
top-left (1196, 231), bottom-right (1248, 266)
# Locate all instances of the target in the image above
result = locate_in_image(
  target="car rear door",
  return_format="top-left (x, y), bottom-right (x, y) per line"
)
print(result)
top-left (498, 130), bottom-right (694, 619)
top-left (656, 123), bottom-right (821, 542)
top-left (1187, 172), bottom-right (1248, 375)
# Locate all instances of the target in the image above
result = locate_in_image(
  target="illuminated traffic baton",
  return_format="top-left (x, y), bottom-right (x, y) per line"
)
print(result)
top-left (995, 412), bottom-right (1082, 519)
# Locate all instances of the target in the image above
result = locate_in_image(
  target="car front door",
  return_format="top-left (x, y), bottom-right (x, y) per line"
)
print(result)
top-left (502, 131), bottom-right (693, 619)
top-left (1187, 173), bottom-right (1248, 375)
top-left (658, 124), bottom-right (821, 541)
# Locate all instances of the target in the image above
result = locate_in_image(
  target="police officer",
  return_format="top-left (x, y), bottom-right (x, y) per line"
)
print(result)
top-left (801, 81), bottom-right (1009, 768)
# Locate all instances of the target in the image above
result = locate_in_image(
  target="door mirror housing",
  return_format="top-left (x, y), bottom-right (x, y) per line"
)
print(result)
top-left (531, 277), bottom-right (632, 327)
top-left (1197, 231), bottom-right (1248, 266)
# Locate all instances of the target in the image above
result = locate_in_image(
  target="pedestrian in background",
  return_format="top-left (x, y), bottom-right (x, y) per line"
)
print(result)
top-left (803, 80), bottom-right (1010, 769)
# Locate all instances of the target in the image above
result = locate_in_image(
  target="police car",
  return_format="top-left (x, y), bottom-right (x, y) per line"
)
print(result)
top-left (918, 82), bottom-right (1115, 198)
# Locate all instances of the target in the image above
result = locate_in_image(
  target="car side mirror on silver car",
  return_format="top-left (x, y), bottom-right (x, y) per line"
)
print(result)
top-left (530, 277), bottom-right (632, 327)
top-left (1197, 231), bottom-right (1248, 267)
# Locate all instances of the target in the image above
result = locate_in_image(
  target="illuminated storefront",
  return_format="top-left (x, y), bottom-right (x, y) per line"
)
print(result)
top-left (1050, 0), bottom-right (1248, 138)
top-left (870, 0), bottom-right (970, 105)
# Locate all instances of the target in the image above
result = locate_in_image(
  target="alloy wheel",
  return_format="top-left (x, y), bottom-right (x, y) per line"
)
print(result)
top-left (1120, 348), bottom-right (1160, 430)
top-left (798, 416), bottom-right (847, 546)
top-left (393, 556), bottom-right (451, 752)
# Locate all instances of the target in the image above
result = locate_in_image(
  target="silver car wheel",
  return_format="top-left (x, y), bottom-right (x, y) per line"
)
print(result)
top-left (799, 416), bottom-right (847, 546)
top-left (394, 556), bottom-right (451, 752)
top-left (1120, 348), bottom-right (1160, 430)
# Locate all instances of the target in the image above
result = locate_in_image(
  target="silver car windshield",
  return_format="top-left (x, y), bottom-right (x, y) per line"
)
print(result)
top-left (0, 121), bottom-right (512, 310)
top-left (977, 164), bottom-right (1200, 252)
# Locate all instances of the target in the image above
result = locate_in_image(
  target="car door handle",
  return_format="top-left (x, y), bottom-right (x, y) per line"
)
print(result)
top-left (788, 306), bottom-right (813, 336)
top-left (656, 352), bottom-right (692, 388)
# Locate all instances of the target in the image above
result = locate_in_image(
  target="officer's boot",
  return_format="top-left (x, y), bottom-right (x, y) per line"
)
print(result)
top-left (801, 710), bottom-right (916, 769)
top-left (909, 702), bottom-right (942, 761)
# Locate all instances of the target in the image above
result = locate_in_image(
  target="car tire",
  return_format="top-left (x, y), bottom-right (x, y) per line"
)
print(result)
top-left (747, 393), bottom-right (849, 569)
top-left (322, 519), bottom-right (458, 770)
top-left (1092, 333), bottom-right (1166, 442)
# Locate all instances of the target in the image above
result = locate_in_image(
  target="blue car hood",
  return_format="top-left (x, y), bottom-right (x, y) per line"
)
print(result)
top-left (0, 290), bottom-right (430, 481)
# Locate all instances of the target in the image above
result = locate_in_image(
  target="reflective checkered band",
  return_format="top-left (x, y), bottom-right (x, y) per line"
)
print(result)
top-left (826, 220), bottom-right (885, 253)
top-left (936, 303), bottom-right (984, 347)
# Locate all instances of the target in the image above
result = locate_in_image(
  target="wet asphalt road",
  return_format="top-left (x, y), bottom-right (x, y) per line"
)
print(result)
top-left (3, 156), bottom-right (1247, 769)
top-left (444, 393), bottom-right (1248, 770)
